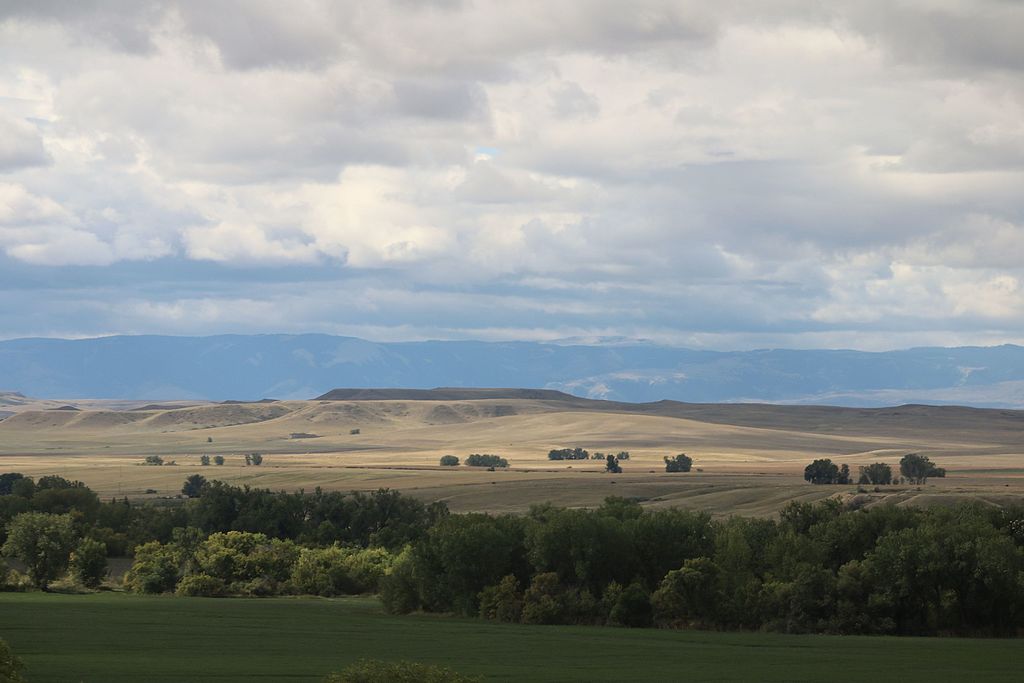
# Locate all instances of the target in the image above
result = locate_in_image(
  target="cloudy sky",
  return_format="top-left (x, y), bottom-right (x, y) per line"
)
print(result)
top-left (1, 1), bottom-right (1022, 349)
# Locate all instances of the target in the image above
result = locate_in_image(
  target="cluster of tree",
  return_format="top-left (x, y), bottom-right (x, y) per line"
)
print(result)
top-left (143, 455), bottom-right (175, 466)
top-left (380, 497), bottom-right (1024, 636)
top-left (439, 455), bottom-right (460, 466)
top-left (803, 459), bottom-right (851, 485)
top-left (664, 454), bottom-right (693, 473)
top-left (806, 454), bottom-right (946, 486)
top-left (898, 453), bottom-right (946, 484)
top-left (858, 462), bottom-right (892, 485)
top-left (548, 449), bottom-right (631, 462)
top-left (548, 448), bottom-right (591, 461)
top-left (2, 474), bottom-right (446, 590)
top-left (464, 454), bottom-right (508, 468)
top-left (124, 529), bottom-right (396, 597)
top-left (1, 511), bottom-right (108, 590)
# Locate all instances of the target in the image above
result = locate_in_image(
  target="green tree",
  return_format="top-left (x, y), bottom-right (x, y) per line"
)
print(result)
top-left (0, 473), bottom-right (28, 496)
top-left (1, 511), bottom-right (78, 589)
top-left (464, 454), bottom-right (508, 468)
top-left (609, 582), bottom-right (654, 627)
top-left (663, 453), bottom-right (693, 472)
top-left (181, 474), bottom-right (208, 499)
top-left (605, 454), bottom-right (622, 473)
top-left (858, 462), bottom-right (893, 485)
top-left (143, 455), bottom-right (164, 466)
top-left (250, 453), bottom-right (263, 466)
top-left (0, 638), bottom-right (26, 683)
top-left (899, 453), bottom-right (945, 485)
top-left (439, 455), bottom-right (460, 466)
top-left (803, 458), bottom-right (840, 484)
top-left (200, 455), bottom-right (211, 466)
top-left (478, 574), bottom-right (523, 622)
top-left (213, 455), bottom-right (225, 466)
top-left (123, 541), bottom-right (181, 594)
top-left (70, 537), bottom-right (108, 588)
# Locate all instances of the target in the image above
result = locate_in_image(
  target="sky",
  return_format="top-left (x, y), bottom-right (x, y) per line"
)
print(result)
top-left (1, 0), bottom-right (1022, 350)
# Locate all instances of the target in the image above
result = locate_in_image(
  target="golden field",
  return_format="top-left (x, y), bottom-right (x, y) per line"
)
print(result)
top-left (1, 391), bottom-right (1021, 514)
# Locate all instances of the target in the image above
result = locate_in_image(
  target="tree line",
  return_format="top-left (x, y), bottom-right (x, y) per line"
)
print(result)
top-left (3, 471), bottom-right (1022, 637)
top-left (380, 497), bottom-right (1024, 636)
top-left (804, 453), bottom-right (946, 486)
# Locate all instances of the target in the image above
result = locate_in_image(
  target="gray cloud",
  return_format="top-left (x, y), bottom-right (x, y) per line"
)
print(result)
top-left (0, 1), bottom-right (1021, 349)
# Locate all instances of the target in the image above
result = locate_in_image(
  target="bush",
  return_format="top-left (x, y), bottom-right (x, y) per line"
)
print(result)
top-left (324, 659), bottom-right (481, 683)
top-left (520, 572), bottom-right (599, 625)
top-left (175, 573), bottom-right (226, 597)
top-left (0, 637), bottom-right (26, 683)
top-left (123, 541), bottom-right (181, 594)
top-left (609, 582), bottom-right (654, 627)
top-left (478, 574), bottom-right (523, 622)
top-left (464, 454), bottom-right (508, 468)
top-left (291, 546), bottom-right (393, 596)
top-left (439, 455), bottom-right (460, 467)
top-left (379, 547), bottom-right (420, 614)
top-left (70, 537), bottom-right (108, 588)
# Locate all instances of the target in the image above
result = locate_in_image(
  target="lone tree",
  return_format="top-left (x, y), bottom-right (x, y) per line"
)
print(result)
top-left (899, 453), bottom-right (946, 484)
top-left (664, 453), bottom-right (693, 473)
top-left (439, 455), bottom-right (460, 467)
top-left (182, 474), bottom-right (208, 498)
top-left (605, 454), bottom-right (622, 473)
top-left (213, 455), bottom-right (225, 466)
top-left (804, 458), bottom-right (840, 485)
top-left (1, 512), bottom-right (77, 589)
top-left (200, 455), bottom-right (210, 466)
top-left (858, 462), bottom-right (893, 485)
top-left (250, 453), bottom-right (263, 466)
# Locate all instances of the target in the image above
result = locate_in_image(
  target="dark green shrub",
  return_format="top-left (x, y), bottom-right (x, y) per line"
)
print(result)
top-left (324, 659), bottom-right (481, 683)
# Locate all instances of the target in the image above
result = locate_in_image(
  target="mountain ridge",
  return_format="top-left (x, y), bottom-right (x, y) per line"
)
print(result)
top-left (2, 334), bottom-right (1024, 408)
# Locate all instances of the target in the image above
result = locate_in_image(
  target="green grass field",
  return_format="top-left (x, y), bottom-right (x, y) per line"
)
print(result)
top-left (0, 593), bottom-right (1020, 682)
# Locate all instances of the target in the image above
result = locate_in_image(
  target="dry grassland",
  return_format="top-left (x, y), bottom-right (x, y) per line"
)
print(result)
top-left (0, 394), bottom-right (1021, 514)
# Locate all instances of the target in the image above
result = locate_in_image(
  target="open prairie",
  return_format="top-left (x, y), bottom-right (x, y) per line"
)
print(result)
top-left (1, 390), bottom-right (1021, 514)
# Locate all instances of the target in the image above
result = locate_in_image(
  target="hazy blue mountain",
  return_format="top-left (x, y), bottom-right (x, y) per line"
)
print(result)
top-left (1, 334), bottom-right (1023, 408)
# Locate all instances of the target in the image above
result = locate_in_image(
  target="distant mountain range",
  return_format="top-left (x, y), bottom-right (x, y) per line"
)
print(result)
top-left (1, 334), bottom-right (1023, 408)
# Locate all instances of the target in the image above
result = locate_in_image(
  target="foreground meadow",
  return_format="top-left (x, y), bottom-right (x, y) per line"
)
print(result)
top-left (1, 592), bottom-right (1021, 682)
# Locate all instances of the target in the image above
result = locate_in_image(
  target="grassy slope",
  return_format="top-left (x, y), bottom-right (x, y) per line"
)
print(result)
top-left (0, 593), bottom-right (1020, 682)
